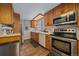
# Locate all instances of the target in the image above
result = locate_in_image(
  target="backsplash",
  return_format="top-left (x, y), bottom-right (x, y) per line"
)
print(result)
top-left (0, 24), bottom-right (13, 35)
top-left (45, 26), bottom-right (54, 34)
top-left (30, 26), bottom-right (54, 34)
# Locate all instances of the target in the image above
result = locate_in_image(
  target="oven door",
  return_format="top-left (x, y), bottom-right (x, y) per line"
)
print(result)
top-left (51, 36), bottom-right (77, 56)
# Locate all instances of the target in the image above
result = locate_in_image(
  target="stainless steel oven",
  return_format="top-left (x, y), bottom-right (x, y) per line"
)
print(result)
top-left (51, 36), bottom-right (77, 56)
top-left (51, 25), bottom-right (77, 56)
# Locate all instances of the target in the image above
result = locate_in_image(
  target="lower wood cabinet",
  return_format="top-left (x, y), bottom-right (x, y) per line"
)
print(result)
top-left (31, 32), bottom-right (39, 43)
top-left (31, 20), bottom-right (37, 28)
top-left (45, 34), bottom-right (51, 50)
top-left (31, 32), bottom-right (51, 50)
top-left (77, 40), bottom-right (79, 56)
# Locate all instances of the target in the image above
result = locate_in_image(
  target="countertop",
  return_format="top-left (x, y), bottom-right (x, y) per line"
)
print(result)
top-left (31, 31), bottom-right (51, 35)
top-left (0, 33), bottom-right (21, 38)
top-left (0, 33), bottom-right (21, 45)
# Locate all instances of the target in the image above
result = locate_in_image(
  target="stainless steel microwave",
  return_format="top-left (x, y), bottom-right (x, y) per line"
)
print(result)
top-left (53, 11), bottom-right (76, 25)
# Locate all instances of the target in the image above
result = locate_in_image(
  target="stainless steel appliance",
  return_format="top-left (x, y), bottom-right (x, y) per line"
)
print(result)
top-left (51, 11), bottom-right (77, 56)
top-left (0, 42), bottom-right (20, 56)
top-left (53, 11), bottom-right (76, 25)
top-left (51, 35), bottom-right (77, 56)
top-left (51, 25), bottom-right (77, 56)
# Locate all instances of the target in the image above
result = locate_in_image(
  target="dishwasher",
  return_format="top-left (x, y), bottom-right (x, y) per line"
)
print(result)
top-left (0, 42), bottom-right (20, 56)
top-left (39, 33), bottom-right (45, 47)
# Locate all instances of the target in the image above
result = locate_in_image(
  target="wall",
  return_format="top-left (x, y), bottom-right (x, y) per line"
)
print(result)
top-left (21, 20), bottom-right (31, 42)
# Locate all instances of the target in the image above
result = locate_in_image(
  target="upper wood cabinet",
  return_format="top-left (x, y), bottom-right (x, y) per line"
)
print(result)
top-left (75, 4), bottom-right (79, 27)
top-left (44, 13), bottom-right (48, 26)
top-left (47, 11), bottom-right (53, 26)
top-left (53, 4), bottom-right (64, 17)
top-left (44, 10), bottom-right (53, 26)
top-left (31, 20), bottom-right (37, 28)
top-left (62, 3), bottom-right (76, 13)
top-left (0, 3), bottom-right (13, 25)
top-left (44, 4), bottom-right (64, 26)
top-left (13, 13), bottom-right (20, 33)
top-left (31, 14), bottom-right (44, 28)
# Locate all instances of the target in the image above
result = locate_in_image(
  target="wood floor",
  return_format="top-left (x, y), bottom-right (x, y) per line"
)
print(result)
top-left (20, 40), bottom-right (50, 56)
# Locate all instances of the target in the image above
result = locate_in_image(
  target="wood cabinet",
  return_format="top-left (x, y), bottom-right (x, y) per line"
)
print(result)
top-left (13, 13), bottom-right (20, 33)
top-left (75, 4), bottom-right (79, 27)
top-left (53, 4), bottom-right (64, 17)
top-left (31, 20), bottom-right (37, 28)
top-left (45, 34), bottom-right (51, 50)
top-left (63, 3), bottom-right (76, 13)
top-left (47, 11), bottom-right (53, 26)
top-left (31, 14), bottom-right (44, 28)
top-left (44, 11), bottom-right (53, 26)
top-left (44, 4), bottom-right (64, 26)
top-left (44, 13), bottom-right (48, 26)
top-left (0, 3), bottom-right (13, 25)
top-left (31, 32), bottom-right (39, 42)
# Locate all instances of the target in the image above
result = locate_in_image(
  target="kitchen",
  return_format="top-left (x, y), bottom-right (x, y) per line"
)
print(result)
top-left (0, 3), bottom-right (79, 56)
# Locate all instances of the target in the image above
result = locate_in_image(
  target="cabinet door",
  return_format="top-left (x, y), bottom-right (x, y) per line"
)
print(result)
top-left (31, 32), bottom-right (34, 39)
top-left (45, 34), bottom-right (50, 50)
top-left (47, 11), bottom-right (53, 26)
top-left (44, 13), bottom-right (48, 26)
top-left (31, 20), bottom-right (37, 28)
top-left (13, 13), bottom-right (20, 33)
top-left (34, 32), bottom-right (39, 42)
top-left (76, 4), bottom-right (79, 27)
top-left (31, 32), bottom-right (39, 42)
top-left (44, 11), bottom-right (53, 26)
top-left (63, 3), bottom-right (76, 13)
top-left (53, 4), bottom-right (64, 17)
top-left (0, 3), bottom-right (13, 24)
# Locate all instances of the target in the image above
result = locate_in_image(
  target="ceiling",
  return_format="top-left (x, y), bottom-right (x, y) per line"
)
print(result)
top-left (12, 3), bottom-right (60, 20)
